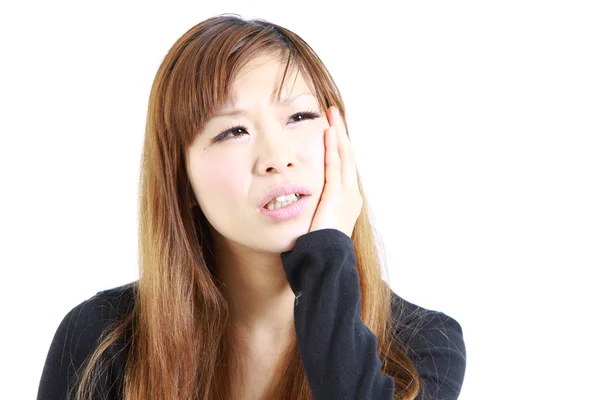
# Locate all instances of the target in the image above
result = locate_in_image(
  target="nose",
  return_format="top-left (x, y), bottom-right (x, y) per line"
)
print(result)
top-left (255, 128), bottom-right (297, 176)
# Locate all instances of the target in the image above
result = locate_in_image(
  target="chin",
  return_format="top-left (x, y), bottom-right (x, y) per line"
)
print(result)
top-left (255, 221), bottom-right (311, 253)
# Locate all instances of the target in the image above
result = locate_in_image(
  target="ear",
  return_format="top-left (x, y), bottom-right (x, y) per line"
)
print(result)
top-left (188, 193), bottom-right (198, 207)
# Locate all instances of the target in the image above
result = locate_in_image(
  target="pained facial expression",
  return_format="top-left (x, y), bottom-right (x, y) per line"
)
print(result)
top-left (186, 54), bottom-right (328, 254)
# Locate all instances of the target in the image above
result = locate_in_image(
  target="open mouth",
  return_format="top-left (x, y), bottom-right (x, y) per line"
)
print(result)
top-left (263, 193), bottom-right (305, 210)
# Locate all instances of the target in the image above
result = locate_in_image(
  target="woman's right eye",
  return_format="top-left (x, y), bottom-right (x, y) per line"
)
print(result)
top-left (212, 125), bottom-right (249, 143)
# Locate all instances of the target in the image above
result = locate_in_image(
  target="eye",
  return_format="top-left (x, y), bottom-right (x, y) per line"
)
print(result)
top-left (288, 110), bottom-right (321, 124)
top-left (212, 125), bottom-right (249, 143)
top-left (211, 110), bottom-right (322, 144)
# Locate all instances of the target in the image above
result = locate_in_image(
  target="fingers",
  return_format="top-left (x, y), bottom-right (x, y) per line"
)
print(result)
top-left (324, 125), bottom-right (341, 188)
top-left (327, 106), bottom-right (357, 186)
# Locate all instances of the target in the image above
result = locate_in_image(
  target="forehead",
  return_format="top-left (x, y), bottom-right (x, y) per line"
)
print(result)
top-left (225, 54), bottom-right (315, 106)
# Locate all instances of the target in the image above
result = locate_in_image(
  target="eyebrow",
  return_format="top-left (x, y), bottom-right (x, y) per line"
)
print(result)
top-left (212, 92), bottom-right (316, 118)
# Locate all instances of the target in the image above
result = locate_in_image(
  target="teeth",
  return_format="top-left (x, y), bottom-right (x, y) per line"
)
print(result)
top-left (266, 193), bottom-right (300, 210)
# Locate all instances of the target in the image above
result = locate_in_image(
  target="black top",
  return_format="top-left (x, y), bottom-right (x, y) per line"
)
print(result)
top-left (37, 228), bottom-right (466, 399)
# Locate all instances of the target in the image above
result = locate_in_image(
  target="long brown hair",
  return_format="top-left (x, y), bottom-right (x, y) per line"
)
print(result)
top-left (72, 14), bottom-right (424, 400)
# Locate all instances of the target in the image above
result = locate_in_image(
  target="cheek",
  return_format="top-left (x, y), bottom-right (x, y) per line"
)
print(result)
top-left (192, 152), bottom-right (246, 208)
top-left (295, 128), bottom-right (326, 175)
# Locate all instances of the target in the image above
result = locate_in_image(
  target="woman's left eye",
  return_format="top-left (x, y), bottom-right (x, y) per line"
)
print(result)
top-left (288, 111), bottom-right (321, 123)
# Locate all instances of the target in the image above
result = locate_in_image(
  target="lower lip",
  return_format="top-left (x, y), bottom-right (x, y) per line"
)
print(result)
top-left (260, 195), bottom-right (310, 221)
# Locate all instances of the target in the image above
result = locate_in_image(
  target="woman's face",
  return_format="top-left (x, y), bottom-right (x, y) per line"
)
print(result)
top-left (186, 54), bottom-right (328, 254)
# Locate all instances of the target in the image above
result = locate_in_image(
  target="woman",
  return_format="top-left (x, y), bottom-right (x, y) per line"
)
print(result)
top-left (37, 14), bottom-right (466, 400)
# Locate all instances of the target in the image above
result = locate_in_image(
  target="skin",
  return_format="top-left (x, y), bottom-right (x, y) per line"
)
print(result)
top-left (185, 53), bottom-right (362, 358)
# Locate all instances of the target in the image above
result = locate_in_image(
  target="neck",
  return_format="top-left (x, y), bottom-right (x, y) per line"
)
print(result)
top-left (213, 234), bottom-right (296, 347)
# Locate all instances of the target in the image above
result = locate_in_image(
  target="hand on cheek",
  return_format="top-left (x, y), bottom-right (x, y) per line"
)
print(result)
top-left (309, 106), bottom-right (363, 238)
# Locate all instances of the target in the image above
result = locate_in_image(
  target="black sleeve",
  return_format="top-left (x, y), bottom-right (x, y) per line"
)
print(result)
top-left (280, 228), bottom-right (396, 399)
top-left (37, 292), bottom-right (127, 400)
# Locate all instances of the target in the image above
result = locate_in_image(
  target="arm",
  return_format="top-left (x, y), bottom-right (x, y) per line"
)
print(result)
top-left (281, 228), bottom-right (395, 400)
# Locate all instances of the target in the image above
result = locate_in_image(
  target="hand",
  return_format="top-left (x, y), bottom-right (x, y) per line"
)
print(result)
top-left (309, 106), bottom-right (363, 238)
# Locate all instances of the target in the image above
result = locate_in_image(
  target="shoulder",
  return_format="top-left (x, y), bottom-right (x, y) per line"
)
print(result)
top-left (59, 281), bottom-right (137, 355)
top-left (38, 281), bottom-right (137, 399)
top-left (390, 290), bottom-right (467, 399)
top-left (61, 281), bottom-right (137, 332)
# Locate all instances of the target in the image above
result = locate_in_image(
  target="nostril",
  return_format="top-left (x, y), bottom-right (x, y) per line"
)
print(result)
top-left (264, 162), bottom-right (293, 174)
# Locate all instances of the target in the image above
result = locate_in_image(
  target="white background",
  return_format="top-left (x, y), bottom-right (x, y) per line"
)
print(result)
top-left (1, 1), bottom-right (598, 399)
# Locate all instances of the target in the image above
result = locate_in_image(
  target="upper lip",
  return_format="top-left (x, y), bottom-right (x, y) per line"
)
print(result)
top-left (260, 183), bottom-right (312, 208)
